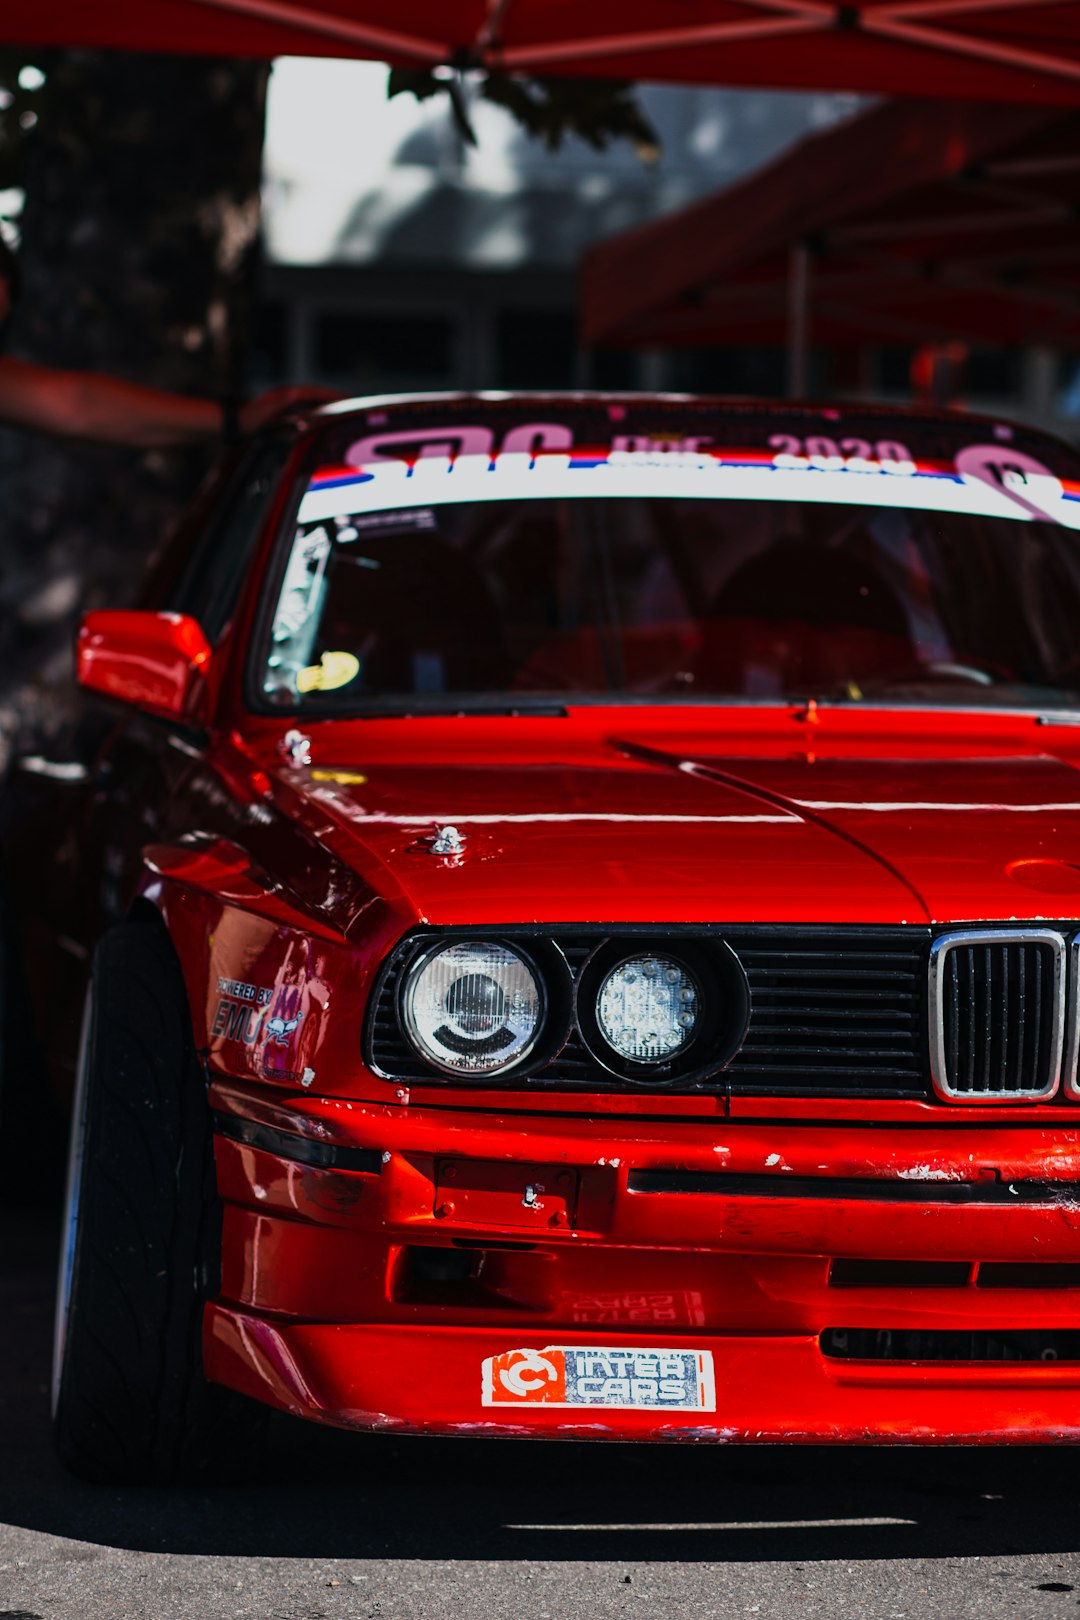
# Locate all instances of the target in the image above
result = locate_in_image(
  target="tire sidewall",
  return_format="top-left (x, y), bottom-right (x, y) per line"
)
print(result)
top-left (51, 983), bottom-right (94, 1417)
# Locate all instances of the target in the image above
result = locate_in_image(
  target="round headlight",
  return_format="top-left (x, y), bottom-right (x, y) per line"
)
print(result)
top-left (401, 941), bottom-right (545, 1075)
top-left (596, 954), bottom-right (699, 1064)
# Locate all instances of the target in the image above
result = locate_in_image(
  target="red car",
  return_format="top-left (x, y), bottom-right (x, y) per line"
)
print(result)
top-left (27, 392), bottom-right (1080, 1480)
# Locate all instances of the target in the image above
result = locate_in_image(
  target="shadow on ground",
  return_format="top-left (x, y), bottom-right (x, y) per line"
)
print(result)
top-left (3, 1211), bottom-right (1079, 1569)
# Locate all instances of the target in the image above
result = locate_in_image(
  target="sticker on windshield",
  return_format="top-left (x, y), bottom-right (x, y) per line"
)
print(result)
top-left (345, 420), bottom-right (573, 468)
top-left (296, 436), bottom-right (1080, 533)
top-left (955, 443), bottom-right (1067, 523)
top-left (335, 509), bottom-right (436, 539)
top-left (296, 650), bottom-right (360, 694)
top-left (481, 1345), bottom-right (716, 1410)
top-left (769, 434), bottom-right (914, 473)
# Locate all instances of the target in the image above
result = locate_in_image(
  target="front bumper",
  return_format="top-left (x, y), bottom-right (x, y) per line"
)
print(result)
top-left (205, 1077), bottom-right (1080, 1443)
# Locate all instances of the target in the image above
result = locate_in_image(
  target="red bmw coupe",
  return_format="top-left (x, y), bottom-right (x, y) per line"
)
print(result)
top-left (25, 392), bottom-right (1080, 1479)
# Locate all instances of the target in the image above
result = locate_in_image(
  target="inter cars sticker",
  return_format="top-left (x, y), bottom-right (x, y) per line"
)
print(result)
top-left (481, 1345), bottom-right (716, 1411)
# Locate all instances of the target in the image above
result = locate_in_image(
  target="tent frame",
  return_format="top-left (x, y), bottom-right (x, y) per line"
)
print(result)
top-left (14, 0), bottom-right (1080, 96)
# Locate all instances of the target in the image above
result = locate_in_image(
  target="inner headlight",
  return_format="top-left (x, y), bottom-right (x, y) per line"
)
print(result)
top-left (596, 954), bottom-right (699, 1063)
top-left (401, 941), bottom-right (545, 1075)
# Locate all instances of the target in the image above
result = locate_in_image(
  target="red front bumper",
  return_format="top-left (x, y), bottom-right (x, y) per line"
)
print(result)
top-left (205, 1078), bottom-right (1080, 1444)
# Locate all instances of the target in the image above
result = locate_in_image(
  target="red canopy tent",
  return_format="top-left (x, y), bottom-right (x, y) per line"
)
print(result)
top-left (4, 1), bottom-right (1080, 104)
top-left (581, 97), bottom-right (1080, 391)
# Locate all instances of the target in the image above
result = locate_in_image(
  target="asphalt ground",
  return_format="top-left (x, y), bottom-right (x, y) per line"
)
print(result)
top-left (3, 1212), bottom-right (1080, 1620)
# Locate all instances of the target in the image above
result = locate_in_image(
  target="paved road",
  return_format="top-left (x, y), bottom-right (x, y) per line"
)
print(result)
top-left (3, 1213), bottom-right (1080, 1620)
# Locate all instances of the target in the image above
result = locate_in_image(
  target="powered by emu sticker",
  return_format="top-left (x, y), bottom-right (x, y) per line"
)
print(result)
top-left (481, 1346), bottom-right (715, 1410)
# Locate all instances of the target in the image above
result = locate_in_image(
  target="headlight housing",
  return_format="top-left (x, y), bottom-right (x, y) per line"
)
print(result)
top-left (372, 930), bottom-right (748, 1089)
top-left (401, 940), bottom-right (546, 1076)
top-left (596, 954), bottom-right (700, 1063)
top-left (575, 936), bottom-right (749, 1085)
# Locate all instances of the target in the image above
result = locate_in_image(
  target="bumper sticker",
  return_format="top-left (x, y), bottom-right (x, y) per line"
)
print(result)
top-left (482, 1345), bottom-right (715, 1411)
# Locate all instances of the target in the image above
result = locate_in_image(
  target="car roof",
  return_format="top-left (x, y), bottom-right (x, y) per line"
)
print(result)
top-left (313, 389), bottom-right (959, 419)
top-left (308, 390), bottom-right (1052, 441)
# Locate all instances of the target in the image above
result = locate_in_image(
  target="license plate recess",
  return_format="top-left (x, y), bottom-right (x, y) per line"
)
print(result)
top-left (435, 1159), bottom-right (579, 1230)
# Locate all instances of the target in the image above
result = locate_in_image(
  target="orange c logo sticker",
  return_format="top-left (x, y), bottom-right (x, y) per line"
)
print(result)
top-left (498, 1349), bottom-right (560, 1398)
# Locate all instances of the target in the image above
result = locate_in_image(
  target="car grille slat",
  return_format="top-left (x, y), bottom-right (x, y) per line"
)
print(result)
top-left (755, 1011), bottom-right (914, 1025)
top-left (747, 1023), bottom-right (914, 1038)
top-left (1018, 943), bottom-right (1027, 1078)
top-left (1001, 944), bottom-right (1011, 1093)
top-left (751, 989), bottom-right (916, 999)
top-left (1030, 948), bottom-right (1043, 1084)
top-left (744, 1049), bottom-right (919, 1062)
top-left (946, 947), bottom-right (960, 1092)
top-left (982, 945), bottom-right (993, 1092)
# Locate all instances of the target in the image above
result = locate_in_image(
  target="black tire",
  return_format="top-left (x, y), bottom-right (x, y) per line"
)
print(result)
top-left (52, 908), bottom-right (265, 1483)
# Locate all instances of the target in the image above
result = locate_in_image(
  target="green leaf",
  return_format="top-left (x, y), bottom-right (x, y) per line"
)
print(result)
top-left (481, 73), bottom-right (660, 159)
top-left (385, 66), bottom-right (660, 162)
top-left (387, 66), bottom-right (444, 105)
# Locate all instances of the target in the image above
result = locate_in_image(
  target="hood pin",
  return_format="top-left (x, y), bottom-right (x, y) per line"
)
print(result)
top-left (431, 824), bottom-right (466, 857)
top-left (281, 729), bottom-right (312, 767)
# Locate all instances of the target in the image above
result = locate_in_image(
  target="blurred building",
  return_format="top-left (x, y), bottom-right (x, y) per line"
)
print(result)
top-left (258, 60), bottom-right (1075, 432)
top-left (257, 59), bottom-right (861, 397)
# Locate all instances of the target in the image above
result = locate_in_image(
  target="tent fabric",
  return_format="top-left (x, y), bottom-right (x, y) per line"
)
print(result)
top-left (580, 98), bottom-right (1080, 351)
top-left (5, 1), bottom-right (1080, 105)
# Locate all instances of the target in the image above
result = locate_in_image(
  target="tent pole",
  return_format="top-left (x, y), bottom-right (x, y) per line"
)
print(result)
top-left (787, 241), bottom-right (811, 399)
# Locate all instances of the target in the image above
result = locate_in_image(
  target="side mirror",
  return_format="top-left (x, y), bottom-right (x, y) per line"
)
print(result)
top-left (77, 610), bottom-right (212, 723)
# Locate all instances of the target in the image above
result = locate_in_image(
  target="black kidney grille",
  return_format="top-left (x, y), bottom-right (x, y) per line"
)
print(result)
top-left (931, 932), bottom-right (1064, 1100)
top-left (721, 930), bottom-right (926, 1094)
top-left (367, 926), bottom-right (934, 1097)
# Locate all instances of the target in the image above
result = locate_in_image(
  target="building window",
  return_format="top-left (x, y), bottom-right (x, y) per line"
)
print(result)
top-left (669, 346), bottom-right (787, 397)
top-left (312, 310), bottom-right (455, 390)
top-left (496, 308), bottom-right (577, 389)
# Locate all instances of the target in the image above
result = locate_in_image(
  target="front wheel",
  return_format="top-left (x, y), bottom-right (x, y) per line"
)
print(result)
top-left (52, 911), bottom-right (264, 1483)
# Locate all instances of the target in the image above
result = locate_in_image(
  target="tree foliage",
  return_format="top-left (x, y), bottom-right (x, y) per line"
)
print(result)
top-left (0, 51), bottom-right (268, 743)
top-left (0, 47), bottom-right (54, 194)
top-left (0, 45), bottom-right (657, 744)
top-left (388, 66), bottom-right (660, 160)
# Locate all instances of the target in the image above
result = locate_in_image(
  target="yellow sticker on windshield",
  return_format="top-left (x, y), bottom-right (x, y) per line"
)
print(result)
top-left (310, 768), bottom-right (367, 785)
top-left (296, 651), bottom-right (360, 694)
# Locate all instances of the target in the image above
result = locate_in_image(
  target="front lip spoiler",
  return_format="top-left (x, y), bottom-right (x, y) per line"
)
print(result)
top-left (212, 1113), bottom-right (383, 1174)
top-left (202, 1312), bottom-right (1080, 1444)
top-left (628, 1168), bottom-right (1080, 1204)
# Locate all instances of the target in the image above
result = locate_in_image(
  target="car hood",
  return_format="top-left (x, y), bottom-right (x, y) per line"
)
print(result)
top-left (263, 722), bottom-right (1080, 929)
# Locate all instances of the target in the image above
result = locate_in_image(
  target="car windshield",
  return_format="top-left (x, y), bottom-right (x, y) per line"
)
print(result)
top-left (259, 403), bottom-right (1080, 711)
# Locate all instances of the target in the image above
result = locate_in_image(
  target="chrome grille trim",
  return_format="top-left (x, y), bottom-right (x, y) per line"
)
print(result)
top-left (1062, 934), bottom-right (1080, 1101)
top-left (929, 929), bottom-right (1066, 1104)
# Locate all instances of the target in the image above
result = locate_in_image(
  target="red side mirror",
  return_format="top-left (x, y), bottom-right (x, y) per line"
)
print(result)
top-left (77, 610), bottom-right (212, 723)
